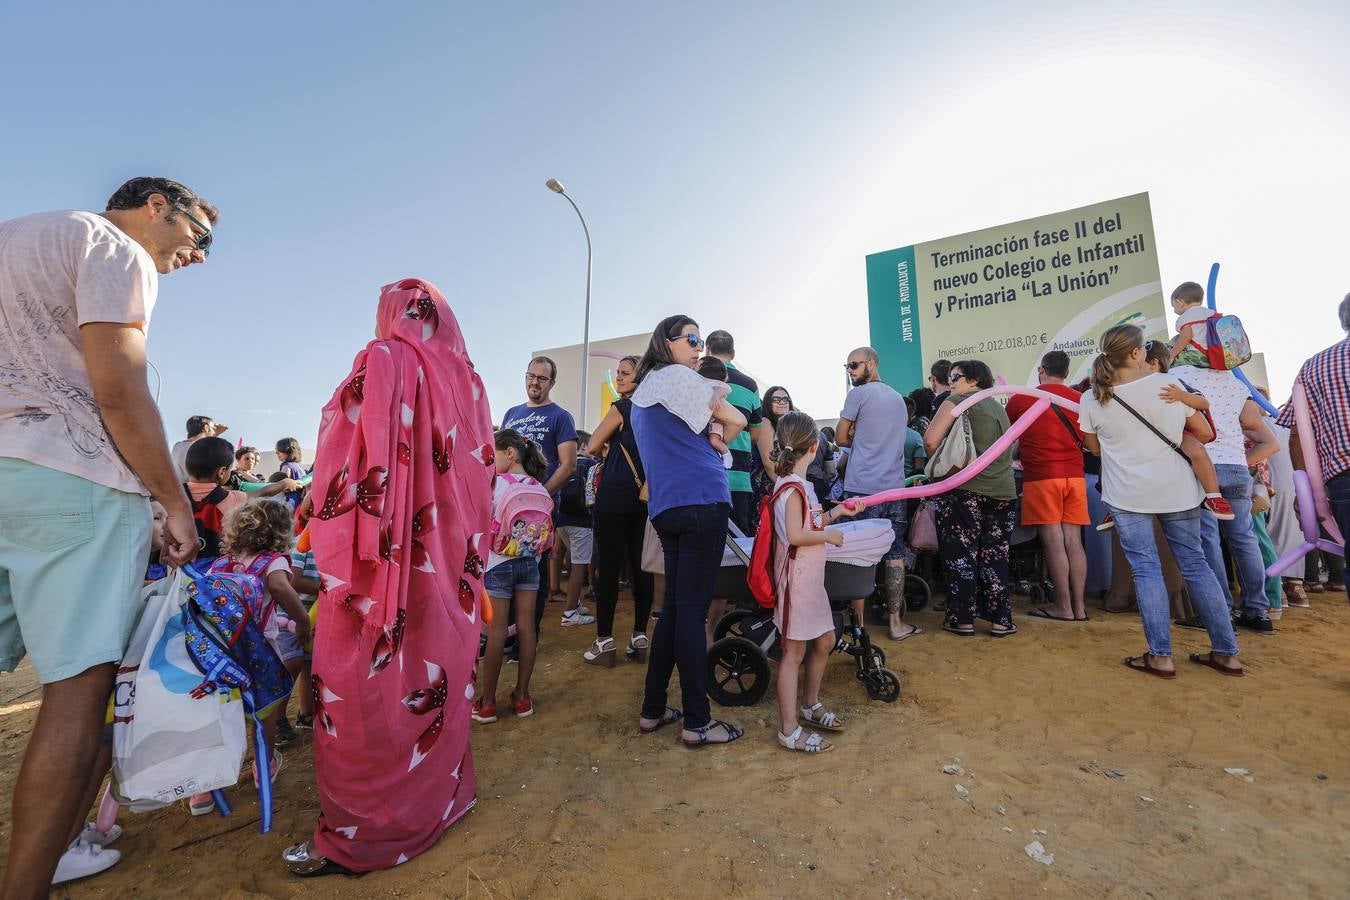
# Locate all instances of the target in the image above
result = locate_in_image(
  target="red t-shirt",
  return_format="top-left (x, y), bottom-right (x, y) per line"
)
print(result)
top-left (1005, 383), bottom-right (1085, 482)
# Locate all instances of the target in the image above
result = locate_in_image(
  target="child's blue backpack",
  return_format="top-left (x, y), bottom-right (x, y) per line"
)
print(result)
top-left (181, 562), bottom-right (294, 832)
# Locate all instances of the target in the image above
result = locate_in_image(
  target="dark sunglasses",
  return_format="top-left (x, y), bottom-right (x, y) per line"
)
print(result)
top-left (178, 207), bottom-right (212, 256)
top-left (671, 333), bottom-right (705, 350)
top-left (770, 395), bottom-right (791, 404)
top-left (948, 372), bottom-right (965, 384)
top-left (844, 361), bottom-right (866, 371)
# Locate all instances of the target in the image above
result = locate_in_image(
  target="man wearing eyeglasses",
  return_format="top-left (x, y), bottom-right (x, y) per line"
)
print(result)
top-left (0, 176), bottom-right (216, 892)
top-left (836, 347), bottom-right (922, 642)
top-left (501, 356), bottom-right (580, 632)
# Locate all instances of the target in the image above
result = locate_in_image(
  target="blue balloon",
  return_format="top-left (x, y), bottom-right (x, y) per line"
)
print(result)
top-left (1205, 262), bottom-right (1279, 417)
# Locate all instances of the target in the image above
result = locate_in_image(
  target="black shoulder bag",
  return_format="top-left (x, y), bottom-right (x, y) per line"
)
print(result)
top-left (1108, 394), bottom-right (1192, 466)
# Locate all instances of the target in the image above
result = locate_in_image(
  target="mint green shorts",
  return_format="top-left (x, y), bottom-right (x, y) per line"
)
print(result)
top-left (0, 458), bottom-right (151, 683)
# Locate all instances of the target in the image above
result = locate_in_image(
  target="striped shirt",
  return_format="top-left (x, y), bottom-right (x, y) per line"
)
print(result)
top-left (724, 362), bottom-right (762, 494)
top-left (1276, 337), bottom-right (1350, 480)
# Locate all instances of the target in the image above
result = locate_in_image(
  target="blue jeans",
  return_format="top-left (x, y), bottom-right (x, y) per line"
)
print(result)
top-left (1108, 503), bottom-right (1239, 657)
top-left (1326, 473), bottom-right (1350, 602)
top-left (1198, 464), bottom-right (1269, 616)
top-left (641, 502), bottom-right (729, 729)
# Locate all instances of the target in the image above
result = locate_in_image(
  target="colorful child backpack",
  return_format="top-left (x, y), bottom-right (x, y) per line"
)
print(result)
top-left (490, 473), bottom-right (555, 556)
top-left (186, 484), bottom-right (229, 562)
top-left (747, 480), bottom-right (810, 610)
top-left (1174, 313), bottom-right (1252, 371)
top-left (180, 562), bottom-right (293, 833)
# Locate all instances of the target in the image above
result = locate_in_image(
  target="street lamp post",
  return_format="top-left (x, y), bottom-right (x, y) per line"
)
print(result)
top-left (545, 178), bottom-right (593, 430)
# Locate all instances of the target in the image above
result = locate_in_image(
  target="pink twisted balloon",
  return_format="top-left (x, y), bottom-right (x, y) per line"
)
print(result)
top-left (1266, 381), bottom-right (1344, 575)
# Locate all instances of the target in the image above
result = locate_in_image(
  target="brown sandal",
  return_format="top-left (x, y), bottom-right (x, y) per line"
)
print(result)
top-left (1123, 654), bottom-right (1176, 679)
top-left (1187, 651), bottom-right (1244, 677)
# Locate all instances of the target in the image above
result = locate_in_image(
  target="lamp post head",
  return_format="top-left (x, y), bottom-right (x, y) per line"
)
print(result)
top-left (545, 178), bottom-right (566, 194)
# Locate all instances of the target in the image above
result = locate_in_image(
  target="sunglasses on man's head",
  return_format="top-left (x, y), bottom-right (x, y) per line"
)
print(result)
top-left (844, 361), bottom-right (866, 371)
top-left (178, 207), bottom-right (212, 256)
top-left (672, 333), bottom-right (705, 349)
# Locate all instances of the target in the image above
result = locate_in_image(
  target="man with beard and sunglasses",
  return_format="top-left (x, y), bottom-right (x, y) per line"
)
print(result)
top-left (0, 176), bottom-right (216, 893)
top-left (836, 347), bottom-right (922, 642)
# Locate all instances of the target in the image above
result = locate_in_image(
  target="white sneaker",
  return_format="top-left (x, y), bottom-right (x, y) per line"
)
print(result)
top-left (576, 603), bottom-right (592, 616)
top-left (561, 610), bottom-right (595, 627)
top-left (52, 840), bottom-right (120, 885)
top-left (79, 822), bottom-right (123, 847)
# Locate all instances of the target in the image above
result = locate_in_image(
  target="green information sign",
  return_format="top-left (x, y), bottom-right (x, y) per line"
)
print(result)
top-left (866, 192), bottom-right (1166, 392)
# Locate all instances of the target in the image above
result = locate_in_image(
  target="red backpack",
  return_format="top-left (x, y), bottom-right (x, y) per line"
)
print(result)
top-left (747, 480), bottom-right (811, 610)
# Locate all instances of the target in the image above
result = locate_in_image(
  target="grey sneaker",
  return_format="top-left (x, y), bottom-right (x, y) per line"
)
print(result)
top-left (561, 609), bottom-right (596, 627)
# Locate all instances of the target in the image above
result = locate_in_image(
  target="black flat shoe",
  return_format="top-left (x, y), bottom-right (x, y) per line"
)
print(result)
top-left (283, 842), bottom-right (363, 879)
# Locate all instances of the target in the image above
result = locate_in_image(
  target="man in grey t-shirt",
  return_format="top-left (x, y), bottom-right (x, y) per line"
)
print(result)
top-left (836, 346), bottom-right (921, 642)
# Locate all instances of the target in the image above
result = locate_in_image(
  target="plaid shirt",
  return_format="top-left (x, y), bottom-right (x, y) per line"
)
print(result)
top-left (1276, 336), bottom-right (1350, 479)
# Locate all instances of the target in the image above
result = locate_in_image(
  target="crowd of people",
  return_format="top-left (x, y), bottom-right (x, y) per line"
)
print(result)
top-left (0, 176), bottom-right (1346, 893)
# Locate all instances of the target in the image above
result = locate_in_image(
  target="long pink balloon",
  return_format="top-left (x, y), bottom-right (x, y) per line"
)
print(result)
top-left (851, 386), bottom-right (1073, 507)
top-left (1291, 381), bottom-right (1344, 545)
top-left (1268, 469), bottom-right (1344, 575)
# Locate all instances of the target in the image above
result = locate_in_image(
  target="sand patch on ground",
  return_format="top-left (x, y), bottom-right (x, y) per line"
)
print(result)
top-left (4, 592), bottom-right (1348, 898)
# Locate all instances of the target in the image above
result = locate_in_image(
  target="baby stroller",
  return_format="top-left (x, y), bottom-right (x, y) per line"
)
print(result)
top-left (705, 521), bottom-right (902, 707)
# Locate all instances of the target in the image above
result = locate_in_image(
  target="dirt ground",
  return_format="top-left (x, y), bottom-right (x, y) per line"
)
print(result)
top-left (3, 590), bottom-right (1349, 899)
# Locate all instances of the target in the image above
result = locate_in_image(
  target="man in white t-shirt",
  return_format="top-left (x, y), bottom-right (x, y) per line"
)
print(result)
top-left (1169, 363), bottom-right (1279, 633)
top-left (170, 414), bottom-right (228, 483)
top-left (0, 177), bottom-right (216, 891)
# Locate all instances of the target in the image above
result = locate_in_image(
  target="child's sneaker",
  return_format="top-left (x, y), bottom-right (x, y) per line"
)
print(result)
top-left (295, 712), bottom-right (314, 730)
top-left (471, 699), bottom-right (498, 723)
top-left (52, 840), bottom-right (120, 885)
top-left (1203, 496), bottom-right (1236, 520)
top-left (1095, 514), bottom-right (1115, 532)
top-left (188, 793), bottom-right (215, 817)
top-left (275, 715), bottom-right (298, 746)
top-left (561, 609), bottom-right (595, 627)
top-left (511, 692), bottom-right (534, 718)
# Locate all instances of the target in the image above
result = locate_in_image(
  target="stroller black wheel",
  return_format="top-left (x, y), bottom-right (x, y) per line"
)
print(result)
top-left (904, 574), bottom-right (931, 613)
top-left (713, 608), bottom-right (755, 642)
top-left (706, 636), bottom-right (771, 707)
top-left (865, 668), bottom-right (902, 703)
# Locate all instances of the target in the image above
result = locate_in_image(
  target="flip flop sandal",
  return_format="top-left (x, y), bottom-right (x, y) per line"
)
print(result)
top-left (942, 624), bottom-right (975, 636)
top-left (778, 725), bottom-right (832, 753)
top-left (799, 702), bottom-right (845, 732)
top-left (638, 707), bottom-right (682, 734)
top-left (681, 719), bottom-right (744, 747)
top-left (1188, 652), bottom-right (1244, 677)
top-left (990, 625), bottom-right (1019, 638)
top-left (889, 624), bottom-right (924, 642)
top-left (1028, 608), bottom-right (1076, 622)
top-left (1123, 654), bottom-right (1176, 679)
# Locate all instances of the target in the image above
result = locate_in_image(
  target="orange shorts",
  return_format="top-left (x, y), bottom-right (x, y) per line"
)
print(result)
top-left (1020, 477), bottom-right (1089, 526)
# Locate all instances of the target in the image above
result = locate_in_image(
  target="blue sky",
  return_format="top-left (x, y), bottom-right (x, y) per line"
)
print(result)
top-left (2, 1), bottom-right (1347, 449)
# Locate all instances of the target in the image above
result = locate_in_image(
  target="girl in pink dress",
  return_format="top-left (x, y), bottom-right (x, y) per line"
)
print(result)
top-left (769, 412), bottom-right (861, 753)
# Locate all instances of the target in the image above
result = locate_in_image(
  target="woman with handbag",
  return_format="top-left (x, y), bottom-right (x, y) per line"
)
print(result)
top-left (923, 360), bottom-right (1019, 637)
top-left (1076, 324), bottom-right (1242, 678)
top-left (582, 355), bottom-right (656, 667)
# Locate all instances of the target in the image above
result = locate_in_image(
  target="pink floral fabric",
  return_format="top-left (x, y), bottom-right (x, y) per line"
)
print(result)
top-left (308, 278), bottom-right (494, 872)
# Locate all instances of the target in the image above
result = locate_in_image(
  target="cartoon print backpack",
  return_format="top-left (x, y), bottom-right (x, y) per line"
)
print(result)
top-left (1174, 313), bottom-right (1252, 371)
top-left (490, 473), bottom-right (555, 556)
top-left (747, 480), bottom-right (811, 610)
top-left (180, 562), bottom-right (293, 832)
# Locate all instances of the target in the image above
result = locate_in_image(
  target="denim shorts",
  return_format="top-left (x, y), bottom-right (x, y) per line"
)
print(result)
top-left (485, 555), bottom-right (540, 598)
top-left (0, 458), bottom-right (151, 683)
top-left (843, 491), bottom-right (912, 565)
top-left (274, 622), bottom-right (310, 662)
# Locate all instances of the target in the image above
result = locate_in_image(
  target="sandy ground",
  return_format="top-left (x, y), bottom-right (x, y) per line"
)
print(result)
top-left (3, 589), bottom-right (1349, 899)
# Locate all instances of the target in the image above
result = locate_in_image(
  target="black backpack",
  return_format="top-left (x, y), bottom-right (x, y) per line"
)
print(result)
top-left (558, 458), bottom-right (592, 518)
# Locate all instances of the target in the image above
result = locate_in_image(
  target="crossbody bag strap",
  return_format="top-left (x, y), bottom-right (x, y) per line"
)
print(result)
top-left (1049, 403), bottom-right (1087, 453)
top-left (1109, 394), bottom-right (1191, 465)
top-left (618, 441), bottom-right (644, 489)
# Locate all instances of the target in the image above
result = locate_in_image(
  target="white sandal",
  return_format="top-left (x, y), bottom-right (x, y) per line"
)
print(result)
top-left (626, 633), bottom-right (649, 662)
top-left (778, 725), bottom-right (832, 753)
top-left (799, 702), bottom-right (845, 732)
top-left (584, 637), bottom-right (616, 668)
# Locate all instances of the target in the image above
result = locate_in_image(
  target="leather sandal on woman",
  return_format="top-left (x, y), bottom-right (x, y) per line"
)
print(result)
top-left (626, 633), bottom-right (650, 662)
top-left (584, 637), bottom-right (616, 668)
top-left (778, 725), bottom-right (832, 753)
top-left (681, 719), bottom-right (743, 747)
top-left (283, 842), bottom-right (362, 879)
top-left (638, 707), bottom-right (682, 734)
top-left (798, 702), bottom-right (845, 732)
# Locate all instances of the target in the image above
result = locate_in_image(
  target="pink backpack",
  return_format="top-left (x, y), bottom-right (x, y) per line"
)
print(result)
top-left (490, 473), bottom-right (555, 556)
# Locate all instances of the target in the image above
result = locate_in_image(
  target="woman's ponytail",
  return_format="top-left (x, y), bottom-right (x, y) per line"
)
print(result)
top-left (1092, 324), bottom-right (1144, 405)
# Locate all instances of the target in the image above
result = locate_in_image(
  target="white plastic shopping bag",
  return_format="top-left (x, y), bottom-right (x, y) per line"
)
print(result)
top-left (111, 569), bottom-right (246, 807)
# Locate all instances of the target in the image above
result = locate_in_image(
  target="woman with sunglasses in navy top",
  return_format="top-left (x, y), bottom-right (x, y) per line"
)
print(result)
top-left (630, 315), bottom-right (747, 745)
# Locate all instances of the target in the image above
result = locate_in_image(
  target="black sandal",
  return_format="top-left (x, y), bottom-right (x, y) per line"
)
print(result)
top-left (681, 719), bottom-right (743, 747)
top-left (283, 842), bottom-right (363, 879)
top-left (942, 623), bottom-right (974, 636)
top-left (638, 707), bottom-right (682, 734)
